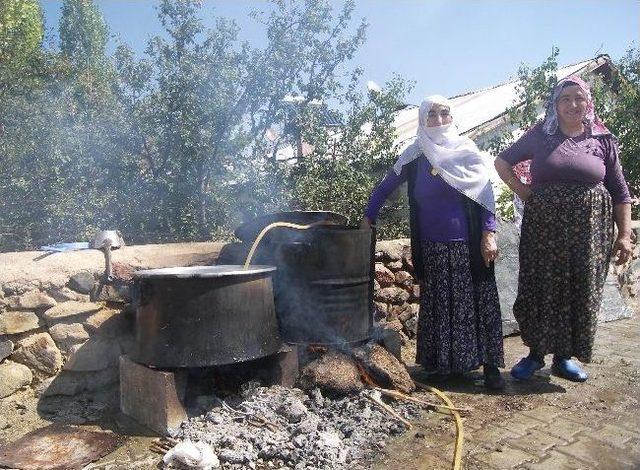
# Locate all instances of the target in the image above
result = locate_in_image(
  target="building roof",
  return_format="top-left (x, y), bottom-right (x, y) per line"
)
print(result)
top-left (391, 55), bottom-right (613, 146)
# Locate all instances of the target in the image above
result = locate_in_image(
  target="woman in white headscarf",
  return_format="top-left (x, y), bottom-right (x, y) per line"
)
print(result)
top-left (362, 95), bottom-right (505, 389)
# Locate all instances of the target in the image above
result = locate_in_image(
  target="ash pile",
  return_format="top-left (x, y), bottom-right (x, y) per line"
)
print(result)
top-left (175, 384), bottom-right (422, 470)
top-left (166, 343), bottom-right (428, 470)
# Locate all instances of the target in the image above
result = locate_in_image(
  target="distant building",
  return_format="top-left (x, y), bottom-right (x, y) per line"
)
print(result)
top-left (392, 55), bottom-right (614, 149)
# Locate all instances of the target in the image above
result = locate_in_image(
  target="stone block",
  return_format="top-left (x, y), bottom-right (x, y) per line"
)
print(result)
top-left (12, 332), bottom-right (63, 375)
top-left (47, 286), bottom-right (90, 303)
top-left (523, 450), bottom-right (595, 470)
top-left (6, 290), bottom-right (56, 311)
top-left (68, 272), bottom-right (96, 294)
top-left (375, 240), bottom-right (407, 261)
top-left (262, 345), bottom-right (299, 388)
top-left (352, 342), bottom-right (414, 393)
top-left (0, 360), bottom-right (32, 398)
top-left (394, 270), bottom-right (414, 288)
top-left (119, 355), bottom-right (188, 436)
top-left (520, 405), bottom-right (561, 424)
top-left (469, 424), bottom-right (523, 448)
top-left (507, 429), bottom-right (567, 457)
top-left (376, 325), bottom-right (402, 360)
top-left (403, 314), bottom-right (418, 337)
top-left (64, 337), bottom-right (121, 371)
top-left (298, 351), bottom-right (364, 395)
top-left (475, 446), bottom-right (537, 469)
top-left (555, 437), bottom-right (628, 466)
top-left (387, 260), bottom-right (403, 271)
top-left (374, 263), bottom-right (394, 288)
top-left (379, 319), bottom-right (409, 346)
top-left (374, 286), bottom-right (410, 305)
top-left (539, 417), bottom-right (589, 440)
top-left (410, 284), bottom-right (420, 301)
top-left (0, 338), bottom-right (14, 362)
top-left (590, 423), bottom-right (639, 448)
top-left (43, 301), bottom-right (102, 325)
top-left (91, 282), bottom-right (131, 303)
top-left (38, 367), bottom-right (119, 397)
top-left (83, 308), bottom-right (129, 337)
top-left (0, 311), bottom-right (42, 334)
top-left (494, 413), bottom-right (545, 436)
top-left (373, 302), bottom-right (388, 322)
top-left (48, 322), bottom-right (90, 354)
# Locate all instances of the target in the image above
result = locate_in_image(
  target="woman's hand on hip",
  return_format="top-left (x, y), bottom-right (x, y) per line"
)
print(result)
top-left (481, 230), bottom-right (498, 267)
top-left (514, 183), bottom-right (532, 202)
top-left (613, 234), bottom-right (633, 265)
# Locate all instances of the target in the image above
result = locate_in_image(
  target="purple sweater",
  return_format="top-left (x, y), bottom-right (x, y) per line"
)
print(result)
top-left (365, 156), bottom-right (496, 242)
top-left (499, 123), bottom-right (631, 204)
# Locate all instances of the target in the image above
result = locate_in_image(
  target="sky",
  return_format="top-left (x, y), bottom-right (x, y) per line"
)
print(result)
top-left (40, 0), bottom-right (639, 105)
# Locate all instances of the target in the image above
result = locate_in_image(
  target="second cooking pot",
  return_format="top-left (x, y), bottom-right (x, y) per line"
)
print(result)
top-left (131, 265), bottom-right (281, 368)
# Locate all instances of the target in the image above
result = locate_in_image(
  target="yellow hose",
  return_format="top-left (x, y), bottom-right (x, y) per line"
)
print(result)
top-left (414, 380), bottom-right (464, 470)
top-left (243, 220), bottom-right (335, 268)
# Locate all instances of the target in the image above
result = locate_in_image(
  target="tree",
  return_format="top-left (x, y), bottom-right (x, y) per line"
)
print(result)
top-left (59, 0), bottom-right (107, 69)
top-left (0, 0), bottom-right (43, 65)
top-left (288, 75), bottom-right (412, 238)
top-left (601, 48), bottom-right (640, 206)
top-left (114, 0), bottom-right (371, 241)
top-left (0, 0), bottom-right (130, 250)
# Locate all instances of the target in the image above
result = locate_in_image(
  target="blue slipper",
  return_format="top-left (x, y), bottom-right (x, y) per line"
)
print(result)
top-left (552, 358), bottom-right (588, 382)
top-left (510, 356), bottom-right (544, 380)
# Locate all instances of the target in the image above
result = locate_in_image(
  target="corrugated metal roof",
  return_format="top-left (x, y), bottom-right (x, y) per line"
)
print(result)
top-left (391, 56), bottom-right (610, 147)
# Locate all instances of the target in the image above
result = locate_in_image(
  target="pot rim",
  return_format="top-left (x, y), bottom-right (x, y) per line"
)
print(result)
top-left (134, 264), bottom-right (276, 279)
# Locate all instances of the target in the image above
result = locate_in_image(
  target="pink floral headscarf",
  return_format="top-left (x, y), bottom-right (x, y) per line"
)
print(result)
top-left (542, 75), bottom-right (610, 136)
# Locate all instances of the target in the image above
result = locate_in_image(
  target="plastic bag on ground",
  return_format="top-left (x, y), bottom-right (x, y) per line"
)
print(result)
top-left (162, 439), bottom-right (220, 469)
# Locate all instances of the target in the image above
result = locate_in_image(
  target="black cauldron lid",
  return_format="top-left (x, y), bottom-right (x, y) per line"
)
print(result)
top-left (234, 211), bottom-right (347, 243)
top-left (134, 265), bottom-right (276, 279)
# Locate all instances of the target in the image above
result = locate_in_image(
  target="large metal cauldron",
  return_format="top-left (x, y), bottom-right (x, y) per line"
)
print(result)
top-left (238, 213), bottom-right (374, 344)
top-left (131, 265), bottom-right (282, 368)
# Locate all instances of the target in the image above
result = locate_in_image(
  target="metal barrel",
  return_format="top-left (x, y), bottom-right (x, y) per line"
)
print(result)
top-left (253, 225), bottom-right (374, 344)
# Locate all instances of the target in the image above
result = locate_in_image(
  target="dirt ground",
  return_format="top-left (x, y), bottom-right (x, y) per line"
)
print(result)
top-left (1, 313), bottom-right (638, 470)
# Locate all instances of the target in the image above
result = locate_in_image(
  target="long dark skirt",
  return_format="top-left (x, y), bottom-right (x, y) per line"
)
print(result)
top-left (514, 182), bottom-right (613, 363)
top-left (416, 240), bottom-right (505, 374)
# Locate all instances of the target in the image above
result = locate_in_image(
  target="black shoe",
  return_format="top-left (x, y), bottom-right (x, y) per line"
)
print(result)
top-left (483, 366), bottom-right (505, 390)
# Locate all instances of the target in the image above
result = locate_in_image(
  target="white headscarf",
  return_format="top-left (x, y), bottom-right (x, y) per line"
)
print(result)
top-left (392, 95), bottom-right (497, 213)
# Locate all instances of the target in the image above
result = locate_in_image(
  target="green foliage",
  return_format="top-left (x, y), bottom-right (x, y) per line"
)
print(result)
top-left (0, 0), bottom-right (43, 64)
top-left (59, 0), bottom-right (107, 69)
top-left (506, 47), bottom-right (559, 130)
top-left (601, 48), bottom-right (640, 209)
top-left (0, 0), bottom-right (381, 250)
top-left (291, 74), bottom-right (411, 237)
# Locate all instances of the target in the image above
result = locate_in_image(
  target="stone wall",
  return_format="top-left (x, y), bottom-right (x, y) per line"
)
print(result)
top-left (370, 222), bottom-right (637, 343)
top-left (0, 230), bottom-right (636, 402)
top-left (371, 240), bottom-right (418, 345)
top-left (0, 242), bottom-right (224, 401)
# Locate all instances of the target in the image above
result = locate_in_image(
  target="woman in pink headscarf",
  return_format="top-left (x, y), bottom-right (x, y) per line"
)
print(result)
top-left (494, 76), bottom-right (633, 383)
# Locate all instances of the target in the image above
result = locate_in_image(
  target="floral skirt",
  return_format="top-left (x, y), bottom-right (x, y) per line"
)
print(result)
top-left (416, 240), bottom-right (505, 374)
top-left (514, 182), bottom-right (613, 363)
